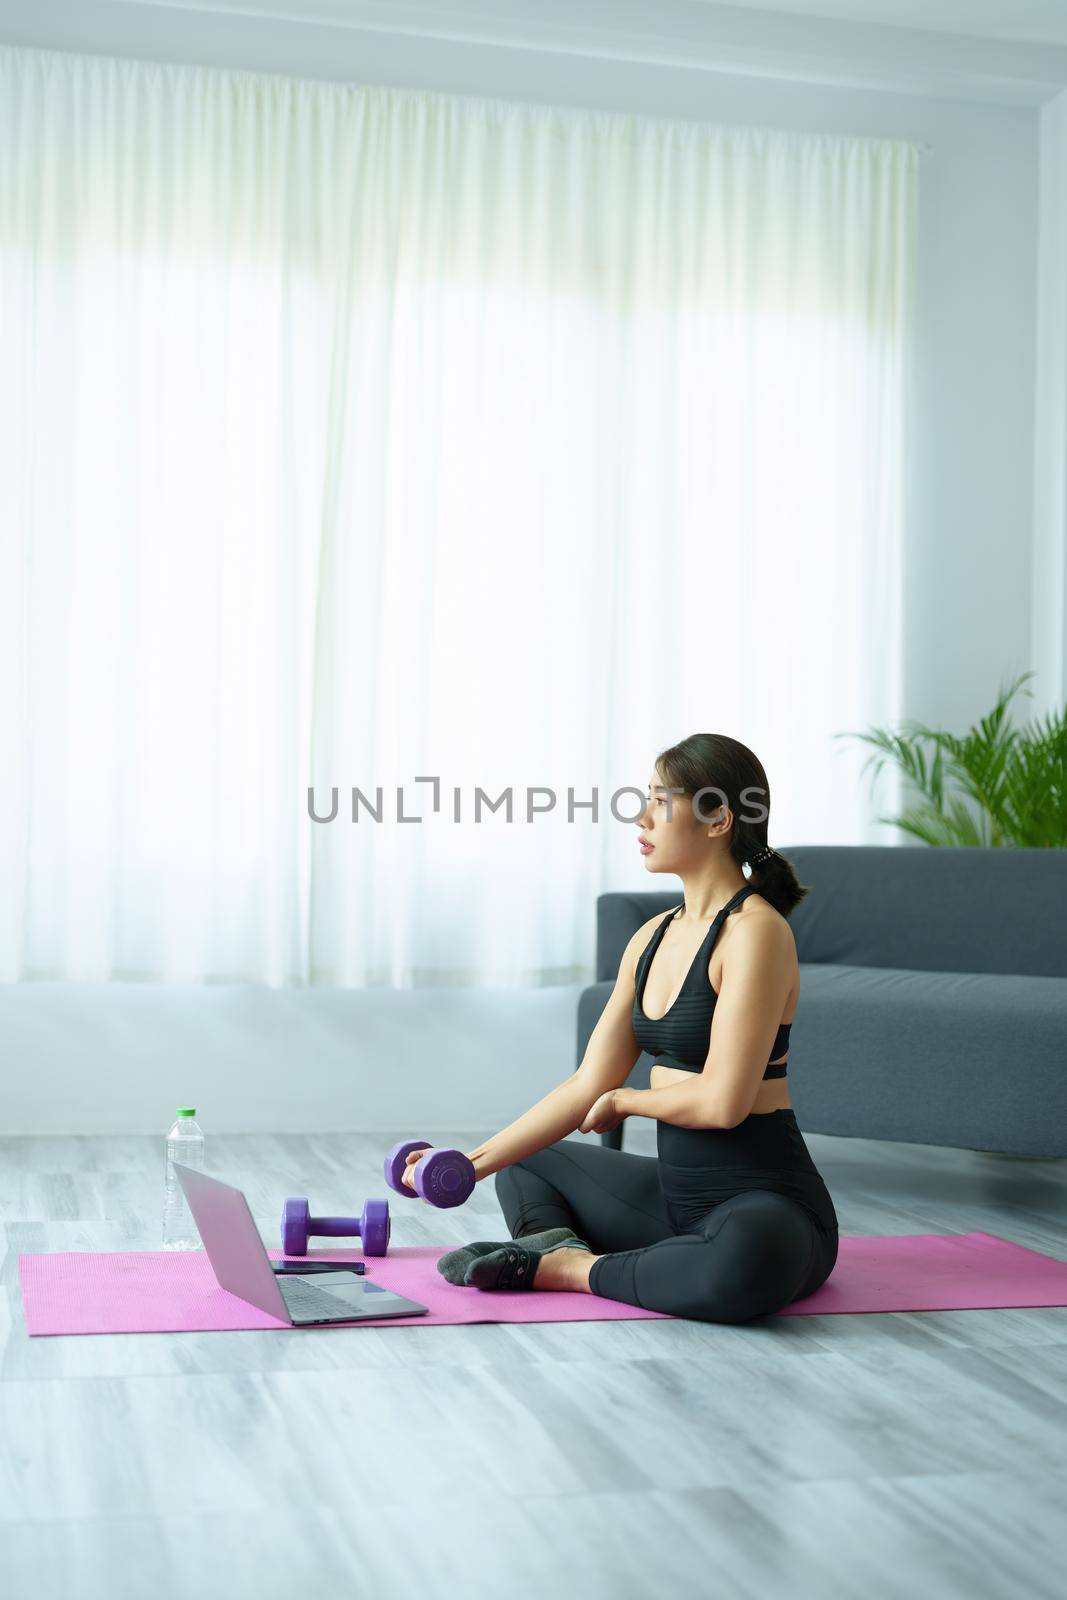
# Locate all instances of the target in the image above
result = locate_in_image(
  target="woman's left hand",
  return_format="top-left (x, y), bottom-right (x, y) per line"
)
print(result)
top-left (401, 1148), bottom-right (429, 1193)
top-left (579, 1090), bottom-right (625, 1135)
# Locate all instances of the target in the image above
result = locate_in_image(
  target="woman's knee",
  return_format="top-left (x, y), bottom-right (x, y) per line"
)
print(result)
top-left (493, 1163), bottom-right (521, 1206)
top-left (493, 1150), bottom-right (557, 1209)
top-left (493, 1141), bottom-right (567, 1196)
top-left (686, 1195), bottom-right (817, 1324)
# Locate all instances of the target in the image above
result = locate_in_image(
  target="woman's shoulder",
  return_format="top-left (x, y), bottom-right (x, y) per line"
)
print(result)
top-left (733, 892), bottom-right (797, 953)
top-left (738, 888), bottom-right (782, 918)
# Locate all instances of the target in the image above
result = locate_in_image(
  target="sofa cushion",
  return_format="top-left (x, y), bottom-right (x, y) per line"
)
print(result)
top-left (762, 962), bottom-right (1067, 1154)
top-left (786, 846), bottom-right (1067, 978)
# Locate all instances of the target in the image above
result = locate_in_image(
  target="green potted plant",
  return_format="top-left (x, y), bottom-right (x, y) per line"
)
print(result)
top-left (836, 670), bottom-right (1067, 847)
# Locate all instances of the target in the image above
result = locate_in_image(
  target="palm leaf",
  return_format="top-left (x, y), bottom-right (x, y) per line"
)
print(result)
top-left (839, 670), bottom-right (1067, 848)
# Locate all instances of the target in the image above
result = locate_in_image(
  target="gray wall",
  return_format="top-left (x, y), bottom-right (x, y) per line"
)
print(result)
top-left (0, 981), bottom-right (578, 1136)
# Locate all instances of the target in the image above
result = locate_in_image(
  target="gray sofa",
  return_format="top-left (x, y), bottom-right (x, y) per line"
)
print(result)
top-left (576, 846), bottom-right (1067, 1159)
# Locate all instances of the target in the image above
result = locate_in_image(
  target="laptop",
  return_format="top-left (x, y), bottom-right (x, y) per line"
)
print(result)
top-left (173, 1163), bottom-right (429, 1325)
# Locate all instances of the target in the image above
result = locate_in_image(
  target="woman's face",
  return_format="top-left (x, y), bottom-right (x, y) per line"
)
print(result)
top-left (636, 768), bottom-right (694, 872)
top-left (637, 766), bottom-right (730, 873)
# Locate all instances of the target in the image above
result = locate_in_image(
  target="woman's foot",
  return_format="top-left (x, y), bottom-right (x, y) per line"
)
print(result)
top-left (528, 1245), bottom-right (599, 1292)
top-left (436, 1227), bottom-right (598, 1292)
top-left (464, 1241), bottom-right (599, 1293)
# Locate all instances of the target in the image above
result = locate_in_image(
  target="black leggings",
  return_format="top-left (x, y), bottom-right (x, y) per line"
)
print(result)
top-left (494, 1110), bottom-right (839, 1325)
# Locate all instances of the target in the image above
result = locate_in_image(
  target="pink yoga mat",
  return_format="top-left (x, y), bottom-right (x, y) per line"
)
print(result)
top-left (16, 1232), bottom-right (1067, 1337)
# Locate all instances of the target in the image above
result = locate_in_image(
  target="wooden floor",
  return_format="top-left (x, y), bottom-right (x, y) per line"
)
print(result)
top-left (2, 1121), bottom-right (1066, 1600)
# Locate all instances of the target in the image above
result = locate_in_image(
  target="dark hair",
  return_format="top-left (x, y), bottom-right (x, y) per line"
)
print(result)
top-left (654, 732), bottom-right (810, 919)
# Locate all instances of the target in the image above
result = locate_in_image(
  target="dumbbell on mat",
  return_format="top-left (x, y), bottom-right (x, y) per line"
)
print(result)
top-left (383, 1140), bottom-right (476, 1209)
top-left (280, 1196), bottom-right (391, 1257)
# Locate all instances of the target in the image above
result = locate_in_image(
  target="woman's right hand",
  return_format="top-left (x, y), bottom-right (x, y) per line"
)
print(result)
top-left (580, 1090), bottom-right (625, 1135)
top-left (401, 1145), bottom-right (432, 1193)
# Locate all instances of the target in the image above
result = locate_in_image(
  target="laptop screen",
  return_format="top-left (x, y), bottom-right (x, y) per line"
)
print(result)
top-left (173, 1163), bottom-right (427, 1322)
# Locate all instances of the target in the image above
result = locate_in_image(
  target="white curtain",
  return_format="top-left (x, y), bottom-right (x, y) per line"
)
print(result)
top-left (0, 45), bottom-right (917, 987)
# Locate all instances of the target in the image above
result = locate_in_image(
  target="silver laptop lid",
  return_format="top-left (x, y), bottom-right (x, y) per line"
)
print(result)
top-left (173, 1163), bottom-right (292, 1324)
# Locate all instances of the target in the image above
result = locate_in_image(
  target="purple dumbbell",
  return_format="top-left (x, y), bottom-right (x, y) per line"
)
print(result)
top-left (383, 1140), bottom-right (476, 1209)
top-left (280, 1195), bottom-right (391, 1257)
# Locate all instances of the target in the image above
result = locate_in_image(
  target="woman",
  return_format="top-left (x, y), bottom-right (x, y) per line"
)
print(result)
top-left (418, 732), bottom-right (839, 1325)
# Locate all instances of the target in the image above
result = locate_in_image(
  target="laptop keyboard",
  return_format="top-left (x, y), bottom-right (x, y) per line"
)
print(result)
top-left (278, 1276), bottom-right (353, 1320)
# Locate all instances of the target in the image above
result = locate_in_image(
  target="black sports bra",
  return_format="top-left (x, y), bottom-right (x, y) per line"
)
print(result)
top-left (632, 883), bottom-right (791, 1079)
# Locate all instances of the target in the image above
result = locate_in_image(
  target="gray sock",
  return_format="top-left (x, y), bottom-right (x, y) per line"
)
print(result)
top-left (436, 1226), bottom-right (591, 1286)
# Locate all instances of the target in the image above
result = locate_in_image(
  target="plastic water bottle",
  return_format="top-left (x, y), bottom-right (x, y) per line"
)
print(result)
top-left (162, 1108), bottom-right (205, 1250)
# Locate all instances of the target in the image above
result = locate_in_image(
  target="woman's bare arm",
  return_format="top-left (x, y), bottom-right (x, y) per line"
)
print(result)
top-left (464, 1076), bottom-right (596, 1181)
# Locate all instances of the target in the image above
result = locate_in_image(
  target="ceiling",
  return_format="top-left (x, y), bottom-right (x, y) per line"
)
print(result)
top-left (3, 0), bottom-right (1067, 105)
top-left (692, 0), bottom-right (1067, 47)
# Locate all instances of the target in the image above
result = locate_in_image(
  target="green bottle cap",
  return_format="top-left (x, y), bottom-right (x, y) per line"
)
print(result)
top-left (176, 1108), bottom-right (196, 1117)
